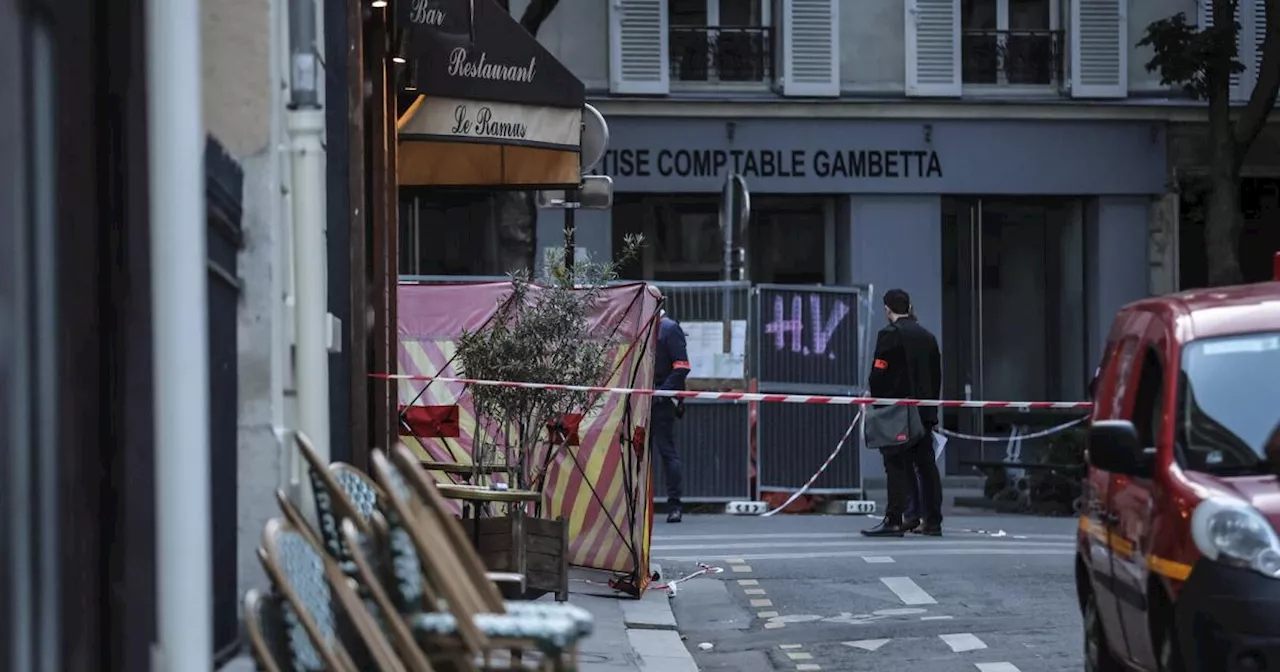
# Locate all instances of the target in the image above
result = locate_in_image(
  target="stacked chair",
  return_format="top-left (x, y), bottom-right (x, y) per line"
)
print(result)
top-left (243, 434), bottom-right (594, 671)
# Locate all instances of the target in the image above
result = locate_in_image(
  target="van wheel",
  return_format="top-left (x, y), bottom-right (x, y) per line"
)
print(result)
top-left (1084, 590), bottom-right (1124, 672)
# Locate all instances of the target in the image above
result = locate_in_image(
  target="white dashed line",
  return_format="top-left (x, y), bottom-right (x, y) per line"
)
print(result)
top-left (750, 598), bottom-right (774, 607)
top-left (796, 665), bottom-right (822, 671)
top-left (757, 610), bottom-right (779, 618)
top-left (862, 556), bottom-right (896, 563)
top-left (786, 652), bottom-right (814, 660)
top-left (974, 664), bottom-right (1022, 672)
top-left (940, 633), bottom-right (988, 653)
top-left (880, 577), bottom-right (937, 605)
top-left (843, 639), bottom-right (892, 652)
top-left (921, 615), bottom-right (954, 621)
top-left (737, 579), bottom-right (759, 586)
top-left (744, 588), bottom-right (767, 595)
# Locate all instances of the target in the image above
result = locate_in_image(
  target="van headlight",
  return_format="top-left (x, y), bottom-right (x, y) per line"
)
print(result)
top-left (1191, 497), bottom-right (1280, 579)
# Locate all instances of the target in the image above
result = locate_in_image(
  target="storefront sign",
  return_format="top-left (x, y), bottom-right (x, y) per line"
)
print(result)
top-left (400, 96), bottom-right (582, 149)
top-left (594, 148), bottom-right (943, 180)
top-left (587, 117), bottom-right (1166, 195)
top-left (404, 0), bottom-right (471, 36)
top-left (407, 0), bottom-right (583, 110)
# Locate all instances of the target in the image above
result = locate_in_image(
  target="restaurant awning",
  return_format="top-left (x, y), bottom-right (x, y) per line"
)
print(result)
top-left (395, 0), bottom-right (586, 189)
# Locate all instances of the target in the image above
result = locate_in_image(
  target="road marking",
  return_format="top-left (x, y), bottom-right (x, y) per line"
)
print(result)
top-left (764, 621), bottom-right (786, 629)
top-left (796, 665), bottom-right (821, 671)
top-left (652, 540), bottom-right (1072, 552)
top-left (655, 548), bottom-right (1072, 562)
top-left (921, 615), bottom-right (954, 621)
top-left (786, 652), bottom-right (813, 660)
top-left (862, 556), bottom-right (895, 563)
top-left (779, 644), bottom-right (802, 649)
top-left (731, 565), bottom-right (754, 573)
top-left (843, 639), bottom-right (891, 652)
top-left (974, 664), bottom-right (1022, 672)
top-left (881, 577), bottom-right (937, 605)
top-left (652, 532), bottom-right (1075, 541)
top-left (758, 610), bottom-right (779, 618)
top-left (744, 588), bottom-right (767, 595)
top-left (737, 579), bottom-right (759, 586)
top-left (940, 633), bottom-right (988, 653)
top-left (750, 598), bottom-right (774, 607)
top-left (726, 558), bottom-right (746, 564)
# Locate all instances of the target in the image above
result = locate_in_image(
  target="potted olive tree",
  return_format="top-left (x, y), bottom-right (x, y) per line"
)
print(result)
top-left (454, 238), bottom-right (641, 599)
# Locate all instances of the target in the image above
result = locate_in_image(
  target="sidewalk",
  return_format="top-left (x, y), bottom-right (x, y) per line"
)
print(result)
top-left (555, 566), bottom-right (699, 672)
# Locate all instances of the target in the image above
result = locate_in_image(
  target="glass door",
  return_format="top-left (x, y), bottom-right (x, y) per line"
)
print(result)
top-left (942, 198), bottom-right (987, 440)
top-left (943, 196), bottom-right (1088, 470)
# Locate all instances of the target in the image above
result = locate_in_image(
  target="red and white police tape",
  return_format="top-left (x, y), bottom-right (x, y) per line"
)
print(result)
top-left (371, 374), bottom-right (1094, 410)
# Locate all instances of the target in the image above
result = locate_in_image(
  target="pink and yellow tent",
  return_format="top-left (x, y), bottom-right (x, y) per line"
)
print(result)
top-left (396, 281), bottom-right (661, 595)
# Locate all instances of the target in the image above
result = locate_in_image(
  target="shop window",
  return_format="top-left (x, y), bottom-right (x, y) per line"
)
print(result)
top-left (611, 195), bottom-right (829, 283)
top-left (399, 190), bottom-right (500, 277)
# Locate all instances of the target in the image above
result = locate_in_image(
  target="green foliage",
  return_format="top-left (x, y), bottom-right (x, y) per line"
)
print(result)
top-left (454, 235), bottom-right (644, 484)
top-left (1138, 10), bottom-right (1245, 99)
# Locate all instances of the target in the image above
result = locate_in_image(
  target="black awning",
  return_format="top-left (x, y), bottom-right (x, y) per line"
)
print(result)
top-left (401, 0), bottom-right (585, 110)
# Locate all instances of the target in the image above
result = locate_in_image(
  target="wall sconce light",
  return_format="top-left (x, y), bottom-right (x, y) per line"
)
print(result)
top-left (371, 0), bottom-right (387, 7)
top-left (401, 60), bottom-right (418, 92)
top-left (392, 28), bottom-right (410, 64)
top-left (922, 123), bottom-right (933, 144)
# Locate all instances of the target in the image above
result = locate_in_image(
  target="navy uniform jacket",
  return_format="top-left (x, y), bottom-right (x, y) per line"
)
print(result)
top-left (655, 317), bottom-right (691, 392)
top-left (868, 316), bottom-right (942, 427)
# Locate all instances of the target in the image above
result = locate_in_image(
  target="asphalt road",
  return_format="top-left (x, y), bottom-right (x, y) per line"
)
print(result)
top-left (652, 513), bottom-right (1082, 672)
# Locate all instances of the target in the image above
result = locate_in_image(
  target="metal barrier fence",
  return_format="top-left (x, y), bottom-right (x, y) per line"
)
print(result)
top-left (651, 399), bottom-right (752, 502)
top-left (755, 284), bottom-right (874, 494)
top-left (397, 275), bottom-right (874, 501)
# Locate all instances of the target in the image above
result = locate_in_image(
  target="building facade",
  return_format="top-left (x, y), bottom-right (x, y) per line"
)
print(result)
top-left (472, 0), bottom-right (1280, 483)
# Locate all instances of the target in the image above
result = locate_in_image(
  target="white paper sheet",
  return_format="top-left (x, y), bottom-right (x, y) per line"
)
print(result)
top-left (680, 320), bottom-right (747, 379)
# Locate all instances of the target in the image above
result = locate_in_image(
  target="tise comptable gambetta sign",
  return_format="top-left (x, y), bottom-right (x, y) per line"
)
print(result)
top-left (592, 148), bottom-right (944, 180)
top-left (396, 0), bottom-right (586, 189)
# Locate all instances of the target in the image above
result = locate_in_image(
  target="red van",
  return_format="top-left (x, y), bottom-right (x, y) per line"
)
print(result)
top-left (1076, 274), bottom-right (1280, 671)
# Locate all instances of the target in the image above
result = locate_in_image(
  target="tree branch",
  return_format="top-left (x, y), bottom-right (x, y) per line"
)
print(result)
top-left (1235, 0), bottom-right (1280, 157)
top-left (519, 0), bottom-right (561, 37)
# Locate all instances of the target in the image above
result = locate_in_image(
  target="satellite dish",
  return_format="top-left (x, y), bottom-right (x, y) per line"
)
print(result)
top-left (580, 104), bottom-right (609, 174)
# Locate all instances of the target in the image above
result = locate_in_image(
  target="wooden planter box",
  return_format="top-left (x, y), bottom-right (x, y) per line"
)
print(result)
top-left (473, 515), bottom-right (569, 601)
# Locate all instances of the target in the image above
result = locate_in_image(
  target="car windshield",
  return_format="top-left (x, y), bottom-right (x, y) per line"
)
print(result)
top-left (1178, 332), bottom-right (1280, 475)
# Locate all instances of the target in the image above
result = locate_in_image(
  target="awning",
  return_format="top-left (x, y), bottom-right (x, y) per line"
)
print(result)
top-left (396, 0), bottom-right (586, 189)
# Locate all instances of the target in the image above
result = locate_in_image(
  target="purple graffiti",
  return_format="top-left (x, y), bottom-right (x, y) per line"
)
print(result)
top-left (763, 293), bottom-right (850, 360)
top-left (765, 295), bottom-right (804, 352)
top-left (811, 295), bottom-right (850, 357)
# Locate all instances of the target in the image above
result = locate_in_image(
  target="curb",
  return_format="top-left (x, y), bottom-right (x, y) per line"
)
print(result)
top-left (620, 564), bottom-right (699, 671)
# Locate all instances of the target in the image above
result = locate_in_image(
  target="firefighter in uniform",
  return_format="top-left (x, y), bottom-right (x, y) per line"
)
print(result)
top-left (653, 310), bottom-right (691, 523)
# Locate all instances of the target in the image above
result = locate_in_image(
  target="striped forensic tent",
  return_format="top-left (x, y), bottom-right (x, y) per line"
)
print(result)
top-left (396, 281), bottom-right (661, 593)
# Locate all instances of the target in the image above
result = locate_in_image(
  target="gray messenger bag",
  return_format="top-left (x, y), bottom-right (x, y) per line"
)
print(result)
top-left (865, 403), bottom-right (926, 450)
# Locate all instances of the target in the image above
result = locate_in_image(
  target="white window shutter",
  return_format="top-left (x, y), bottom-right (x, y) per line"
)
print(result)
top-left (1249, 0), bottom-right (1269, 100)
top-left (1070, 0), bottom-right (1128, 98)
top-left (781, 0), bottom-right (840, 96)
top-left (609, 0), bottom-right (669, 95)
top-left (1200, 0), bottom-right (1248, 102)
top-left (904, 0), bottom-right (961, 97)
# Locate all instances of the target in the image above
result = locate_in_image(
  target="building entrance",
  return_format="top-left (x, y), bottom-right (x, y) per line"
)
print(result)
top-left (941, 197), bottom-right (1088, 454)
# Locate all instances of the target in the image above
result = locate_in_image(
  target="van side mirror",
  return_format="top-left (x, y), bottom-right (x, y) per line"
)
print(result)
top-left (1087, 420), bottom-right (1152, 478)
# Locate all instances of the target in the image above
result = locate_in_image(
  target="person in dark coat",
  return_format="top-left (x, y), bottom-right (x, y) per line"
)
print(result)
top-left (653, 310), bottom-right (691, 523)
top-left (861, 289), bottom-right (944, 537)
